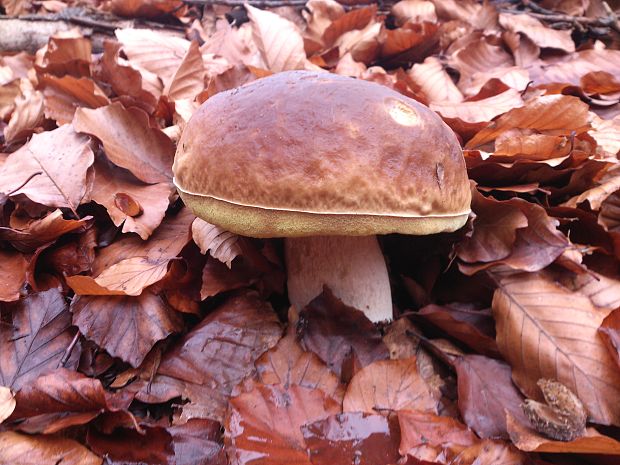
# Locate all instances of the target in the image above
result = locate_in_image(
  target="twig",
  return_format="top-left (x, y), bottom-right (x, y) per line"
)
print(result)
top-left (58, 330), bottom-right (81, 368)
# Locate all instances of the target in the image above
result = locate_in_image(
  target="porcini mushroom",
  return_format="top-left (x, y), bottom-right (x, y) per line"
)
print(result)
top-left (172, 71), bottom-right (471, 322)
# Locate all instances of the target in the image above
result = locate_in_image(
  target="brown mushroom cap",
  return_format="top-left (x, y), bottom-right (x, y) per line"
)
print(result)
top-left (173, 71), bottom-right (471, 237)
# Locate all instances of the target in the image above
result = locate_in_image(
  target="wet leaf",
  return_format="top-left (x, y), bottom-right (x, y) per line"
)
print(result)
top-left (73, 103), bottom-right (174, 184)
top-left (302, 412), bottom-right (401, 465)
top-left (0, 431), bottom-right (102, 465)
top-left (71, 291), bottom-right (182, 368)
top-left (492, 271), bottom-right (620, 425)
top-left (343, 357), bottom-right (438, 415)
top-left (225, 383), bottom-right (340, 465)
top-left (0, 289), bottom-right (79, 391)
top-left (0, 124), bottom-right (94, 209)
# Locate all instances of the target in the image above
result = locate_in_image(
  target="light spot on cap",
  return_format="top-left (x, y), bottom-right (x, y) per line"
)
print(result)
top-left (386, 98), bottom-right (419, 126)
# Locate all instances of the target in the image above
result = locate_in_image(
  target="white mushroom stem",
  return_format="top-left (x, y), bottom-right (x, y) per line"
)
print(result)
top-left (284, 235), bottom-right (393, 323)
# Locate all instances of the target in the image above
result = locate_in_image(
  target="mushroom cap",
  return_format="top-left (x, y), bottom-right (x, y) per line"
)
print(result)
top-left (173, 71), bottom-right (471, 237)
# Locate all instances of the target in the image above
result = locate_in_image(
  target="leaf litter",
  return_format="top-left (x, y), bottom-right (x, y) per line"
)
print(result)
top-left (1, 0), bottom-right (620, 463)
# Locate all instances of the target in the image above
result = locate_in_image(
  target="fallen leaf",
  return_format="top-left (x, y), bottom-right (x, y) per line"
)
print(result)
top-left (398, 409), bottom-right (477, 458)
top-left (71, 291), bottom-right (182, 367)
top-left (302, 0), bottom-right (345, 53)
top-left (135, 291), bottom-right (282, 421)
top-left (417, 304), bottom-right (499, 357)
top-left (302, 412), bottom-right (401, 465)
top-left (457, 190), bottom-right (528, 263)
top-left (506, 412), bottom-right (620, 454)
top-left (93, 40), bottom-right (159, 114)
top-left (492, 271), bottom-right (620, 425)
top-left (431, 88), bottom-right (523, 124)
top-left (3, 88), bottom-right (44, 144)
top-left (73, 103), bottom-right (174, 184)
top-left (37, 34), bottom-right (91, 77)
top-left (599, 308), bottom-right (620, 372)
top-left (107, 0), bottom-right (182, 18)
top-left (0, 209), bottom-right (92, 253)
top-left (256, 321), bottom-right (345, 403)
top-left (0, 250), bottom-right (28, 302)
top-left (39, 75), bottom-right (109, 125)
top-left (590, 115), bottom-right (620, 157)
top-left (0, 386), bottom-right (15, 425)
top-left (499, 12), bottom-right (575, 52)
top-left (556, 269), bottom-right (620, 311)
top-left (466, 95), bottom-right (590, 149)
top-left (87, 419), bottom-right (226, 465)
top-left (343, 357), bottom-right (439, 415)
top-left (0, 289), bottom-right (79, 391)
top-left (392, 0), bottom-right (437, 25)
top-left (246, 4), bottom-right (309, 72)
top-left (408, 56), bottom-right (463, 104)
top-left (322, 5), bottom-right (377, 48)
top-left (192, 218), bottom-right (242, 268)
top-left (165, 40), bottom-right (205, 100)
top-left (115, 28), bottom-right (190, 87)
top-left (225, 383), bottom-right (341, 465)
top-left (0, 431), bottom-right (102, 465)
top-left (90, 159), bottom-right (172, 240)
top-left (9, 368), bottom-right (130, 434)
top-left (454, 355), bottom-right (527, 439)
top-left (200, 256), bottom-right (256, 299)
top-left (449, 36), bottom-right (513, 91)
top-left (0, 124), bottom-right (94, 210)
top-left (299, 288), bottom-right (390, 381)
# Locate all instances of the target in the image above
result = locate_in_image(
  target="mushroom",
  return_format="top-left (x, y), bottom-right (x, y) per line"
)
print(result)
top-left (172, 71), bottom-right (471, 322)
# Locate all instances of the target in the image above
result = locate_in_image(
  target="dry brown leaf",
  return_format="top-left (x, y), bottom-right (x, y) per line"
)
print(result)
top-left (466, 95), bottom-right (590, 149)
top-left (322, 5), bottom-right (377, 47)
top-left (449, 36), bottom-right (513, 91)
top-left (93, 40), bottom-right (159, 114)
top-left (90, 159), bottom-right (173, 240)
top-left (71, 292), bottom-right (182, 367)
top-left (0, 289), bottom-right (79, 391)
top-left (506, 413), bottom-right (620, 454)
top-left (107, 0), bottom-right (182, 18)
top-left (492, 271), bottom-right (620, 425)
top-left (499, 12), bottom-right (575, 52)
top-left (457, 189), bottom-right (528, 263)
top-left (599, 308), bottom-right (620, 372)
top-left (165, 40), bottom-right (205, 101)
top-left (37, 34), bottom-right (91, 77)
top-left (392, 0), bottom-right (437, 25)
top-left (590, 114), bottom-right (620, 156)
top-left (454, 355), bottom-right (528, 439)
top-left (398, 409), bottom-right (478, 459)
top-left (0, 210), bottom-right (92, 254)
top-left (343, 357), bottom-right (439, 415)
top-left (246, 4), bottom-right (309, 72)
top-left (39, 74), bottom-right (109, 125)
top-left (408, 56), bottom-right (463, 104)
top-left (256, 319), bottom-right (345, 403)
top-left (557, 270), bottom-right (620, 311)
top-left (334, 52), bottom-right (366, 77)
top-left (562, 172), bottom-right (620, 210)
top-left (0, 250), bottom-right (28, 302)
top-left (336, 21), bottom-right (382, 64)
top-left (0, 386), bottom-right (15, 425)
top-left (3, 88), bottom-right (44, 144)
top-left (115, 28), bottom-right (190, 87)
top-left (73, 103), bottom-right (174, 184)
top-left (191, 218), bottom-right (242, 268)
top-left (0, 80), bottom-right (21, 120)
top-left (431, 88), bottom-right (523, 123)
top-left (89, 256), bottom-right (172, 296)
top-left (201, 21), bottom-right (257, 67)
top-left (225, 383), bottom-right (341, 465)
top-left (0, 124), bottom-right (94, 210)
top-left (302, 0), bottom-right (345, 53)
top-left (135, 291), bottom-right (282, 421)
top-left (0, 431), bottom-right (102, 465)
top-left (494, 129), bottom-right (571, 160)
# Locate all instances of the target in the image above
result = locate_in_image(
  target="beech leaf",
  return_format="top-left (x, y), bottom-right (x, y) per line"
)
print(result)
top-left (0, 431), bottom-right (102, 465)
top-left (192, 218), bottom-right (242, 268)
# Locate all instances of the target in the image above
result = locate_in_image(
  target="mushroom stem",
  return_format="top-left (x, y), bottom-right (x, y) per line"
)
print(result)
top-left (284, 235), bottom-right (393, 322)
